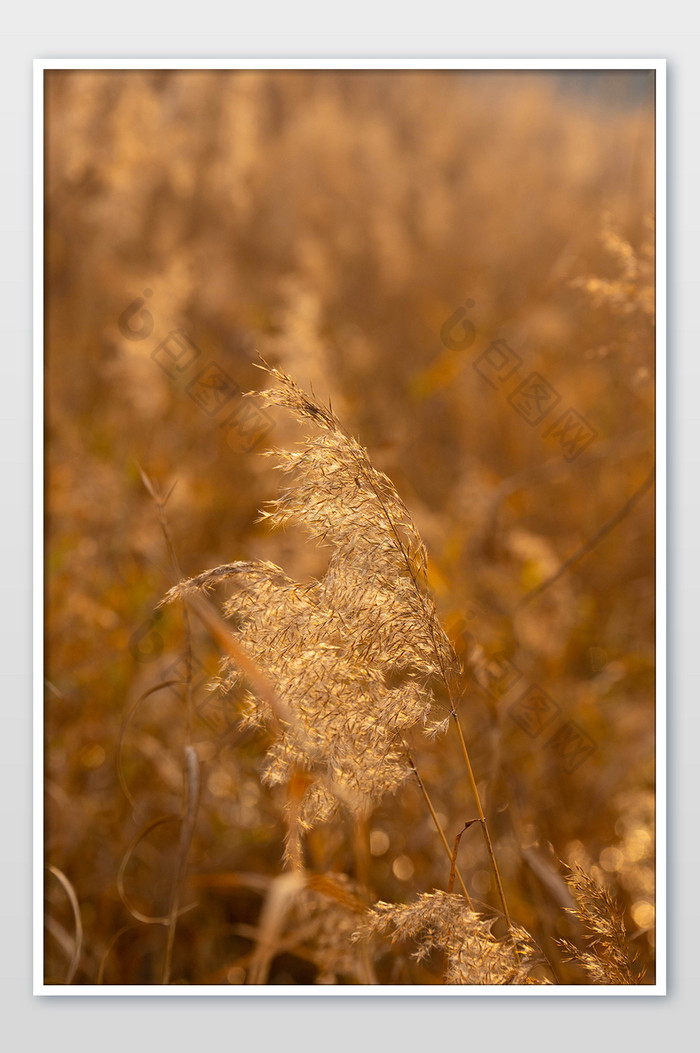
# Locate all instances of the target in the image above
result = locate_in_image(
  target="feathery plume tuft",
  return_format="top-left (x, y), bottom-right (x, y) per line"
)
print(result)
top-left (559, 863), bottom-right (640, 984)
top-left (162, 362), bottom-right (458, 827)
top-left (354, 891), bottom-right (549, 985)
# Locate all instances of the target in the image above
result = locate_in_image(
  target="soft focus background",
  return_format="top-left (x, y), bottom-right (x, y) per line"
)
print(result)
top-left (44, 69), bottom-right (655, 985)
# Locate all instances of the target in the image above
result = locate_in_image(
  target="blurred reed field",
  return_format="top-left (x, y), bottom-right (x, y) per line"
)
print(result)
top-left (44, 68), bottom-right (657, 986)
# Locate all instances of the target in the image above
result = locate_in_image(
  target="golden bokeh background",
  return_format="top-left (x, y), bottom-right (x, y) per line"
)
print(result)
top-left (44, 69), bottom-right (656, 985)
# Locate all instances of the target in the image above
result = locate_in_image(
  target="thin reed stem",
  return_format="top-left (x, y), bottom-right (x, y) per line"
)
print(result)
top-left (352, 816), bottom-right (379, 984)
top-left (353, 814), bottom-right (372, 896)
top-left (357, 449), bottom-right (512, 927)
top-left (402, 741), bottom-right (472, 907)
top-left (451, 713), bottom-right (511, 928)
top-left (162, 745), bottom-right (200, 984)
top-left (138, 467), bottom-right (193, 742)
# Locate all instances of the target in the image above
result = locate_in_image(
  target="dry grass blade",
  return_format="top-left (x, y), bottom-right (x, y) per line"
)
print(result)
top-left (139, 466), bottom-right (194, 741)
top-left (517, 466), bottom-right (655, 610)
top-left (246, 871), bottom-right (307, 985)
top-left (401, 741), bottom-right (472, 906)
top-left (46, 865), bottom-right (83, 984)
top-left (97, 922), bottom-right (144, 985)
top-left (162, 745), bottom-right (201, 984)
top-left (117, 680), bottom-right (183, 809)
top-left (448, 820), bottom-right (479, 895)
top-left (243, 870), bottom-right (375, 985)
top-left (117, 815), bottom-right (181, 925)
top-left (169, 588), bottom-right (292, 735)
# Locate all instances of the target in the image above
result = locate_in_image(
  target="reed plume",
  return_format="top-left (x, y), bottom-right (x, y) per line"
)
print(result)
top-left (162, 362), bottom-right (458, 832)
top-left (355, 891), bottom-right (549, 985)
top-left (559, 864), bottom-right (640, 985)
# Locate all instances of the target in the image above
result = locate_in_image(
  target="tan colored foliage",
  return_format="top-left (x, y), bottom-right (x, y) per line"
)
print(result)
top-left (45, 69), bottom-right (656, 985)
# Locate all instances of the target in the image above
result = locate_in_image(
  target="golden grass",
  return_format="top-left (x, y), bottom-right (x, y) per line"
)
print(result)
top-left (44, 68), bottom-right (656, 985)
